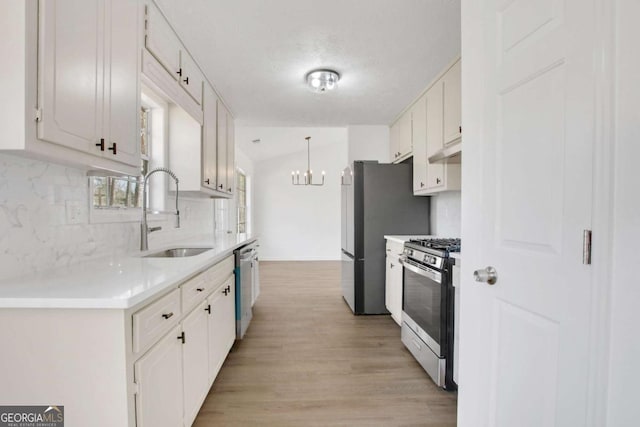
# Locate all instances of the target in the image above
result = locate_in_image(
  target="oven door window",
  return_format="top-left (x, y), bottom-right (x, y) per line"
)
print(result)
top-left (403, 265), bottom-right (443, 352)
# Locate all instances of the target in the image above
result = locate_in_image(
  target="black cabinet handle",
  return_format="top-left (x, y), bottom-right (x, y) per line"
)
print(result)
top-left (177, 68), bottom-right (182, 77)
top-left (436, 178), bottom-right (441, 184)
top-left (183, 77), bottom-right (189, 85)
top-left (226, 285), bottom-right (231, 293)
top-left (177, 331), bottom-right (185, 344)
top-left (222, 288), bottom-right (228, 296)
top-left (420, 182), bottom-right (425, 188)
top-left (205, 304), bottom-right (211, 314)
top-left (108, 142), bottom-right (117, 155)
top-left (227, 188), bottom-right (232, 192)
top-left (162, 312), bottom-right (174, 319)
top-left (204, 179), bottom-right (210, 185)
top-left (219, 184), bottom-right (223, 189)
top-left (390, 263), bottom-right (394, 269)
top-left (196, 287), bottom-right (204, 292)
top-left (459, 125), bottom-right (462, 134)
top-left (96, 138), bottom-right (105, 151)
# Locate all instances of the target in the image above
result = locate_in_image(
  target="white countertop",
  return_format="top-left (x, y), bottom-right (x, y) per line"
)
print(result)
top-left (0, 234), bottom-right (256, 310)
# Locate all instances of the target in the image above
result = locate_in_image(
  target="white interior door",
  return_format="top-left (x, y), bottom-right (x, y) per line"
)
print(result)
top-left (459, 0), bottom-right (597, 426)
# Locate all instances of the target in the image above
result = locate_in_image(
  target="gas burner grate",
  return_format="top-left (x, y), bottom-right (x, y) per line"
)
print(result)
top-left (408, 238), bottom-right (461, 253)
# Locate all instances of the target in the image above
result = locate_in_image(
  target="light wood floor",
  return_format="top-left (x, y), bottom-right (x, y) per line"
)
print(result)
top-left (193, 261), bottom-right (457, 427)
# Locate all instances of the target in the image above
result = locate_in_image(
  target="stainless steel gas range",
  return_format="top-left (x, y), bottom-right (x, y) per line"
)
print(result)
top-left (400, 238), bottom-right (459, 390)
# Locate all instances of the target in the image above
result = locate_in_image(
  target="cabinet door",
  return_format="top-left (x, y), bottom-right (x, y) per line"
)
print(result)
top-left (145, 2), bottom-right (181, 79)
top-left (216, 101), bottom-right (229, 192)
top-left (104, 0), bottom-right (140, 167)
top-left (225, 113), bottom-right (235, 195)
top-left (202, 85), bottom-right (218, 190)
top-left (38, 0), bottom-right (103, 154)
top-left (411, 95), bottom-right (428, 193)
top-left (425, 82), bottom-right (445, 190)
top-left (134, 326), bottom-right (183, 427)
top-left (389, 121), bottom-right (400, 161)
top-left (385, 256), bottom-right (393, 316)
top-left (398, 112), bottom-right (413, 158)
top-left (389, 256), bottom-right (403, 326)
top-left (208, 278), bottom-right (236, 385)
top-left (179, 51), bottom-right (204, 105)
top-left (442, 60), bottom-right (462, 145)
top-left (182, 300), bottom-right (211, 427)
top-left (385, 256), bottom-right (403, 326)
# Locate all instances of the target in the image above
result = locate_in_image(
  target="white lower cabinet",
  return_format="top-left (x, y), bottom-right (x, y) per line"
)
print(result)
top-left (0, 252), bottom-right (243, 427)
top-left (385, 240), bottom-right (404, 326)
top-left (182, 300), bottom-right (211, 427)
top-left (208, 275), bottom-right (236, 385)
top-left (134, 326), bottom-right (184, 427)
top-left (133, 255), bottom-right (237, 427)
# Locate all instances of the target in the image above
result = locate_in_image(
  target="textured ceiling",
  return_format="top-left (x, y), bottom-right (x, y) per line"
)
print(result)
top-left (154, 0), bottom-right (460, 126)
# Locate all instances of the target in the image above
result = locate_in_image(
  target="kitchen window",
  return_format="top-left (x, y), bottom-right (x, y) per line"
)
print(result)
top-left (237, 171), bottom-right (247, 233)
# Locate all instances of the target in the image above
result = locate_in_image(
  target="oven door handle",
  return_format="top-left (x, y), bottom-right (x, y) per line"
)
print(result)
top-left (399, 256), bottom-right (442, 283)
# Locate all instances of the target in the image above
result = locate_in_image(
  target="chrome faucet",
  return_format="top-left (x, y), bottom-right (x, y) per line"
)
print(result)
top-left (141, 167), bottom-right (180, 251)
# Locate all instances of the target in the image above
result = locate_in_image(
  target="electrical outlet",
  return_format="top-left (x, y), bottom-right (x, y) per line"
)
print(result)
top-left (65, 201), bottom-right (83, 224)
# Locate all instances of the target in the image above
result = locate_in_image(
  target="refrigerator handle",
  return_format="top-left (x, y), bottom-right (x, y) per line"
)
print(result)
top-left (341, 249), bottom-right (355, 260)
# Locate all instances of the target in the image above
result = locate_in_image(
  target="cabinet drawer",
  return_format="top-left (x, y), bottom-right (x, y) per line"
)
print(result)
top-left (205, 255), bottom-right (235, 289)
top-left (385, 240), bottom-right (404, 257)
top-left (181, 271), bottom-right (210, 314)
top-left (133, 288), bottom-right (181, 353)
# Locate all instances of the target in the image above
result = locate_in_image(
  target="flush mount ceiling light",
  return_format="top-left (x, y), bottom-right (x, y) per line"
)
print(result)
top-left (306, 69), bottom-right (340, 92)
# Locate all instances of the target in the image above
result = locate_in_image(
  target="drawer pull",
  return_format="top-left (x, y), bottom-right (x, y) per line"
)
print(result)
top-left (196, 287), bottom-right (204, 292)
top-left (161, 312), bottom-right (174, 320)
top-left (205, 304), bottom-right (211, 314)
top-left (177, 331), bottom-right (185, 344)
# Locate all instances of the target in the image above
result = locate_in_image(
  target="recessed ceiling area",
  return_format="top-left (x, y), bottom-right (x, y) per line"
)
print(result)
top-left (154, 0), bottom-right (460, 127)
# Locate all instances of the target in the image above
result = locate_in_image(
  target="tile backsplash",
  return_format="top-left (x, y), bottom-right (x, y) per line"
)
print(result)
top-left (0, 153), bottom-right (218, 281)
top-left (430, 191), bottom-right (461, 237)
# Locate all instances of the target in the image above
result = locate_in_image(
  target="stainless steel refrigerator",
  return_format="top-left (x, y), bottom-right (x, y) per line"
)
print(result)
top-left (341, 161), bottom-right (430, 314)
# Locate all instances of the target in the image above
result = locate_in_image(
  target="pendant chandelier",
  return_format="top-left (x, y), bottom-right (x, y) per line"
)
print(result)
top-left (291, 137), bottom-right (325, 186)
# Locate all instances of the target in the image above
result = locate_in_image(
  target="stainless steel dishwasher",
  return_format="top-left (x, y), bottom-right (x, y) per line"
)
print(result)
top-left (234, 241), bottom-right (257, 339)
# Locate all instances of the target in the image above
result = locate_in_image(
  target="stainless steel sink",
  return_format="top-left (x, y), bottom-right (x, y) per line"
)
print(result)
top-left (143, 247), bottom-right (213, 258)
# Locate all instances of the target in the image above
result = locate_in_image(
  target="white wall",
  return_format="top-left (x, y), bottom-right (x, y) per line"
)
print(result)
top-left (430, 191), bottom-right (461, 237)
top-left (347, 125), bottom-right (390, 164)
top-left (607, 0), bottom-right (640, 424)
top-left (252, 127), bottom-right (348, 260)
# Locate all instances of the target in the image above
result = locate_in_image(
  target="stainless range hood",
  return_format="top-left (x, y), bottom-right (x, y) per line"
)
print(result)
top-left (428, 139), bottom-right (461, 163)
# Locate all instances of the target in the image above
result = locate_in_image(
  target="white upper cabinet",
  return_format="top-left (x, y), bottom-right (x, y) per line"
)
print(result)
top-left (226, 111), bottom-right (236, 195)
top-left (390, 111), bottom-right (413, 163)
top-left (412, 58), bottom-right (462, 195)
top-left (143, 1), bottom-right (232, 198)
top-left (0, 0), bottom-right (140, 175)
top-left (411, 94), bottom-right (428, 192)
top-left (202, 84), bottom-right (218, 191)
top-left (216, 101), bottom-right (235, 196)
top-left (425, 82), bottom-right (447, 191)
top-left (105, 0), bottom-right (142, 167)
top-left (179, 51), bottom-right (204, 105)
top-left (442, 59), bottom-right (462, 145)
top-left (144, 3), bottom-right (181, 81)
top-left (29, 0), bottom-right (141, 173)
top-left (145, 2), bottom-right (202, 106)
top-left (37, 0), bottom-right (103, 154)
